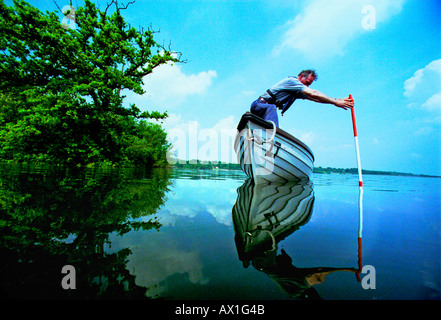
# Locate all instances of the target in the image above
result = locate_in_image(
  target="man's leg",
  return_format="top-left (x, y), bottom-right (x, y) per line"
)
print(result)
top-left (250, 100), bottom-right (279, 127)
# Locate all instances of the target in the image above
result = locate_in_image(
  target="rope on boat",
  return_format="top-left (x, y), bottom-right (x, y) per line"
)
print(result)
top-left (265, 121), bottom-right (277, 143)
top-left (246, 120), bottom-right (278, 158)
top-left (244, 229), bottom-right (277, 252)
top-left (246, 120), bottom-right (277, 144)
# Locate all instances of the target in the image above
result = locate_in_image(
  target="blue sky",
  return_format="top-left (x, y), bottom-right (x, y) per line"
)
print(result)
top-left (12, 0), bottom-right (441, 176)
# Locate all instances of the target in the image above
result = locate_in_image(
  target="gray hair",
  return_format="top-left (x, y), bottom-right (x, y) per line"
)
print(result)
top-left (298, 69), bottom-right (318, 81)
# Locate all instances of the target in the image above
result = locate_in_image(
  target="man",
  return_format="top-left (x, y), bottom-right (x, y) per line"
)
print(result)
top-left (250, 70), bottom-right (354, 127)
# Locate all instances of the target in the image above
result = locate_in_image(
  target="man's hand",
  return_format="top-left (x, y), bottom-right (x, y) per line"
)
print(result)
top-left (334, 97), bottom-right (354, 110)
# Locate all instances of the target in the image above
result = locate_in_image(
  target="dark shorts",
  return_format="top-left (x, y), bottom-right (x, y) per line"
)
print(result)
top-left (250, 99), bottom-right (279, 127)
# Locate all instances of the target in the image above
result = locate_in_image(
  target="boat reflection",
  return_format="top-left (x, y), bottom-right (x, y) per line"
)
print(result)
top-left (232, 179), bottom-right (357, 300)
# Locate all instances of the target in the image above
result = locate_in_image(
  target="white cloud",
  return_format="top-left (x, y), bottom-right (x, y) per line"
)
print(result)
top-left (273, 0), bottom-right (404, 60)
top-left (422, 92), bottom-right (441, 112)
top-left (404, 59), bottom-right (441, 117)
top-left (108, 231), bottom-right (209, 298)
top-left (414, 126), bottom-right (434, 136)
top-left (300, 131), bottom-right (315, 145)
top-left (404, 59), bottom-right (441, 96)
top-left (404, 69), bottom-right (424, 97)
top-left (129, 64), bottom-right (217, 110)
top-left (210, 115), bottom-right (237, 135)
top-left (157, 179), bottom-right (237, 228)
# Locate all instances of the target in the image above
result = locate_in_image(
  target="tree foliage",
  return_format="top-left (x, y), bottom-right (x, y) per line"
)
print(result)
top-left (0, 0), bottom-right (179, 167)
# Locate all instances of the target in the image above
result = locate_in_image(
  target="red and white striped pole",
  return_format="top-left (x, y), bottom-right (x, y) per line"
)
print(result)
top-left (349, 94), bottom-right (363, 188)
top-left (350, 94), bottom-right (364, 282)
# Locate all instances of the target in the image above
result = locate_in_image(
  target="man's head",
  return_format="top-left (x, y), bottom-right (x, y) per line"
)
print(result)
top-left (298, 69), bottom-right (318, 87)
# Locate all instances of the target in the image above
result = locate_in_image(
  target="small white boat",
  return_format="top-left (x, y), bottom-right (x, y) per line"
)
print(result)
top-left (234, 113), bottom-right (314, 184)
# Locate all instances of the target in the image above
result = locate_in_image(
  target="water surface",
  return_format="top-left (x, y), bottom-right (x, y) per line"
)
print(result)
top-left (1, 165), bottom-right (439, 300)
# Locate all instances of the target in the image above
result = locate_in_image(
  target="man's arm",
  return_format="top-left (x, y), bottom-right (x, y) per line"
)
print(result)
top-left (302, 87), bottom-right (354, 110)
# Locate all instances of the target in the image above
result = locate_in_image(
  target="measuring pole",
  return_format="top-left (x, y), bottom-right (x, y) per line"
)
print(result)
top-left (349, 94), bottom-right (363, 188)
top-left (349, 94), bottom-right (364, 282)
top-left (350, 94), bottom-right (363, 236)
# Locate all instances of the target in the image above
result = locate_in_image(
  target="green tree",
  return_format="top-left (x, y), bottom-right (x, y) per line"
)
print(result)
top-left (0, 0), bottom-right (179, 167)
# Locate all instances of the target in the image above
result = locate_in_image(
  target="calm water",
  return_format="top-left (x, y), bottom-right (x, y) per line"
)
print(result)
top-left (1, 164), bottom-right (440, 300)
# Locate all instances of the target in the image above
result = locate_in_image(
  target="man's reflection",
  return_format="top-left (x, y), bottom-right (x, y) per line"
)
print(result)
top-left (232, 179), bottom-right (357, 300)
top-left (252, 248), bottom-right (357, 300)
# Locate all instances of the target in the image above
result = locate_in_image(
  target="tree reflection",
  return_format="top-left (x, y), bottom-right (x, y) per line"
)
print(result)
top-left (0, 165), bottom-right (171, 299)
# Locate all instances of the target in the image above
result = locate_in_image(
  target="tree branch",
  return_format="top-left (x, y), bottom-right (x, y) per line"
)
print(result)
top-left (119, 1), bottom-right (135, 10)
top-left (52, 0), bottom-right (62, 12)
top-left (103, 0), bottom-right (116, 19)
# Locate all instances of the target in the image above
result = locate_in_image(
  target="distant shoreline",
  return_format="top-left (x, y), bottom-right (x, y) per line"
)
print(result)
top-left (312, 166), bottom-right (440, 178)
top-left (171, 160), bottom-right (441, 179)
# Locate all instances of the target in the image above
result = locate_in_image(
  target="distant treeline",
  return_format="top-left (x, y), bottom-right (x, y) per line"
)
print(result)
top-left (313, 166), bottom-right (440, 178)
top-left (172, 160), bottom-right (440, 178)
top-left (172, 160), bottom-right (240, 171)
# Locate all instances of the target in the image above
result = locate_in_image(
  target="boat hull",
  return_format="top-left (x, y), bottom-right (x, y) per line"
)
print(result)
top-left (234, 113), bottom-right (314, 184)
